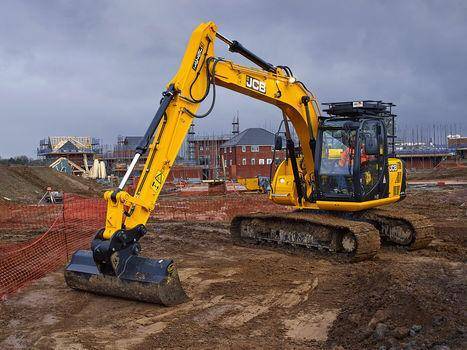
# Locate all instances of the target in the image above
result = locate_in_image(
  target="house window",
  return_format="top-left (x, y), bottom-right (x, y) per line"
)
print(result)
top-left (271, 146), bottom-right (274, 151)
top-left (199, 157), bottom-right (205, 165)
top-left (242, 158), bottom-right (246, 165)
top-left (266, 158), bottom-right (272, 165)
top-left (251, 158), bottom-right (256, 165)
top-left (241, 146), bottom-right (246, 152)
top-left (230, 159), bottom-right (232, 166)
top-left (275, 157), bottom-right (281, 164)
top-left (229, 147), bottom-right (232, 153)
top-left (251, 145), bottom-right (259, 152)
top-left (259, 159), bottom-right (265, 165)
top-left (199, 146), bottom-right (203, 151)
top-left (223, 148), bottom-right (226, 154)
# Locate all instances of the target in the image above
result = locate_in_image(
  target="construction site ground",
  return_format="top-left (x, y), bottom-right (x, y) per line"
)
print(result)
top-left (0, 171), bottom-right (466, 349)
top-left (0, 165), bottom-right (105, 204)
top-left (408, 166), bottom-right (467, 181)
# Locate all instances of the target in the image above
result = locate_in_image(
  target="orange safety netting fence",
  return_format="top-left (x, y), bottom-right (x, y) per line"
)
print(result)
top-left (0, 194), bottom-right (105, 299)
top-left (0, 192), bottom-right (289, 299)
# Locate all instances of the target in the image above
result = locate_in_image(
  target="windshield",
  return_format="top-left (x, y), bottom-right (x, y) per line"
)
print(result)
top-left (319, 129), bottom-right (356, 176)
top-left (318, 128), bottom-right (357, 197)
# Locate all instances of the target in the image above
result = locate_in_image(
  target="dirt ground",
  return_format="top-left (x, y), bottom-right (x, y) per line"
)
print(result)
top-left (0, 185), bottom-right (466, 350)
top-left (408, 166), bottom-right (467, 181)
top-left (0, 165), bottom-right (105, 203)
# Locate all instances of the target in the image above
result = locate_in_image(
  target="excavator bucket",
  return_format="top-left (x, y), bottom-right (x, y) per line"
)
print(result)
top-left (64, 249), bottom-right (188, 306)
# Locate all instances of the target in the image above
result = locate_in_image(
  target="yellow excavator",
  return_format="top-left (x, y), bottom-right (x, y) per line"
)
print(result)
top-left (65, 22), bottom-right (433, 305)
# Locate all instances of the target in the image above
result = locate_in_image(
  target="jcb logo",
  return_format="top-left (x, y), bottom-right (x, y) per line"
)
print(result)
top-left (192, 44), bottom-right (204, 71)
top-left (388, 164), bottom-right (398, 172)
top-left (246, 76), bottom-right (266, 94)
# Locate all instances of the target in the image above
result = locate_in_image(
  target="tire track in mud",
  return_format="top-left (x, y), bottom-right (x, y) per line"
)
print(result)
top-left (0, 222), bottom-right (341, 349)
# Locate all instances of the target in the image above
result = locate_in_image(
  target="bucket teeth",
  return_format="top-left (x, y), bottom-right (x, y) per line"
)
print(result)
top-left (64, 250), bottom-right (188, 306)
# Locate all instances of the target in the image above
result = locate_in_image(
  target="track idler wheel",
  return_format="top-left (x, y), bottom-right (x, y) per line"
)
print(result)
top-left (341, 233), bottom-right (357, 254)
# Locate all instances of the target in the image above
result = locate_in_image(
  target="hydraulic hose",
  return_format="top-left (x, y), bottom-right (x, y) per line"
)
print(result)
top-left (184, 57), bottom-right (224, 119)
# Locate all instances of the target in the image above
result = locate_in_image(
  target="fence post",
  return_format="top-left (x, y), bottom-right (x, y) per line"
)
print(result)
top-left (63, 193), bottom-right (69, 261)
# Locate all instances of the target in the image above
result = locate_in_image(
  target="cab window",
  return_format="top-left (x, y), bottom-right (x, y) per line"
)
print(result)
top-left (318, 128), bottom-right (357, 196)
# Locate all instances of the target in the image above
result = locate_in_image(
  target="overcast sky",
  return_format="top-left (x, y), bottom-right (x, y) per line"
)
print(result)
top-left (0, 0), bottom-right (466, 158)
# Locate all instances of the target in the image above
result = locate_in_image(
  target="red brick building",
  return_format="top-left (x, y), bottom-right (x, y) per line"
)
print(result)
top-left (220, 128), bottom-right (286, 179)
top-left (104, 128), bottom-right (287, 182)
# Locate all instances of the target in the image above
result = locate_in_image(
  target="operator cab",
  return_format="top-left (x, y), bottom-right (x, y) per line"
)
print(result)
top-left (315, 101), bottom-right (395, 202)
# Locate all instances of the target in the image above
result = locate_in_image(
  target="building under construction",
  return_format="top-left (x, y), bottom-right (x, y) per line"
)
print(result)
top-left (37, 136), bottom-right (101, 168)
top-left (448, 135), bottom-right (467, 158)
top-left (104, 117), bottom-right (243, 181)
top-left (103, 136), bottom-right (146, 177)
top-left (183, 123), bottom-right (233, 180)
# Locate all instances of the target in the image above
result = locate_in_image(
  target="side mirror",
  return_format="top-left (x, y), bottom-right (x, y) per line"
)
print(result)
top-left (364, 134), bottom-right (379, 155)
top-left (274, 135), bottom-right (283, 151)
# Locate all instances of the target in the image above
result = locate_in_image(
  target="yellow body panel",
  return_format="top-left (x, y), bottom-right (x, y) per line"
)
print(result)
top-left (314, 196), bottom-right (400, 211)
top-left (270, 156), bottom-right (405, 211)
top-left (238, 177), bottom-right (261, 191)
top-left (387, 158), bottom-right (404, 197)
top-left (269, 159), bottom-right (297, 206)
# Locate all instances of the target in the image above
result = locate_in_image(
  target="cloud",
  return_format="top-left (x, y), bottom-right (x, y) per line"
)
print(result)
top-left (0, 0), bottom-right (466, 157)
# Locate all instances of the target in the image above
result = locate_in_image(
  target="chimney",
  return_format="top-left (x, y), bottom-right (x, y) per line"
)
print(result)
top-left (232, 112), bottom-right (240, 135)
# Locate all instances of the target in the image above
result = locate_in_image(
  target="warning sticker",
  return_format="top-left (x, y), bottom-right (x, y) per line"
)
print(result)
top-left (151, 171), bottom-right (163, 192)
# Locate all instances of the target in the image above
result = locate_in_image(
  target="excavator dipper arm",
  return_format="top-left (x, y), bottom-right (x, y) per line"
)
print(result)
top-left (65, 22), bottom-right (218, 305)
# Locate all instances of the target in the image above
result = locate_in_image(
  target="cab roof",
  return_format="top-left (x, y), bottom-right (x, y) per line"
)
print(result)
top-left (322, 101), bottom-right (395, 118)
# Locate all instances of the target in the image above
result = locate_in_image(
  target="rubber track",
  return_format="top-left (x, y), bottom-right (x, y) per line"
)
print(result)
top-left (231, 211), bottom-right (381, 262)
top-left (359, 208), bottom-right (434, 250)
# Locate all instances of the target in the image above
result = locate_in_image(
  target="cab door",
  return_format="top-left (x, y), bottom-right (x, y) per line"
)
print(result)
top-left (315, 124), bottom-right (359, 201)
top-left (355, 119), bottom-right (387, 201)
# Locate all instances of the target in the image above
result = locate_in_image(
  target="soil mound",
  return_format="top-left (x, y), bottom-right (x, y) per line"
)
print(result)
top-left (0, 165), bottom-right (106, 203)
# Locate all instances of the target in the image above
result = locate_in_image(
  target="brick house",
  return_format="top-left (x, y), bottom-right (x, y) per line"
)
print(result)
top-left (220, 128), bottom-right (286, 179)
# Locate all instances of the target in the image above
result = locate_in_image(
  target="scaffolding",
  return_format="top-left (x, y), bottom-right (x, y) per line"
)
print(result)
top-left (37, 136), bottom-right (101, 168)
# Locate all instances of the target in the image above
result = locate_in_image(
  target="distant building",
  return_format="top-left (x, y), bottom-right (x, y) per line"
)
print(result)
top-left (186, 134), bottom-right (232, 179)
top-left (104, 136), bottom-right (146, 176)
top-left (448, 136), bottom-right (467, 159)
top-left (103, 135), bottom-right (208, 180)
top-left (37, 136), bottom-right (100, 168)
top-left (102, 119), bottom-right (287, 182)
top-left (220, 128), bottom-right (286, 179)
